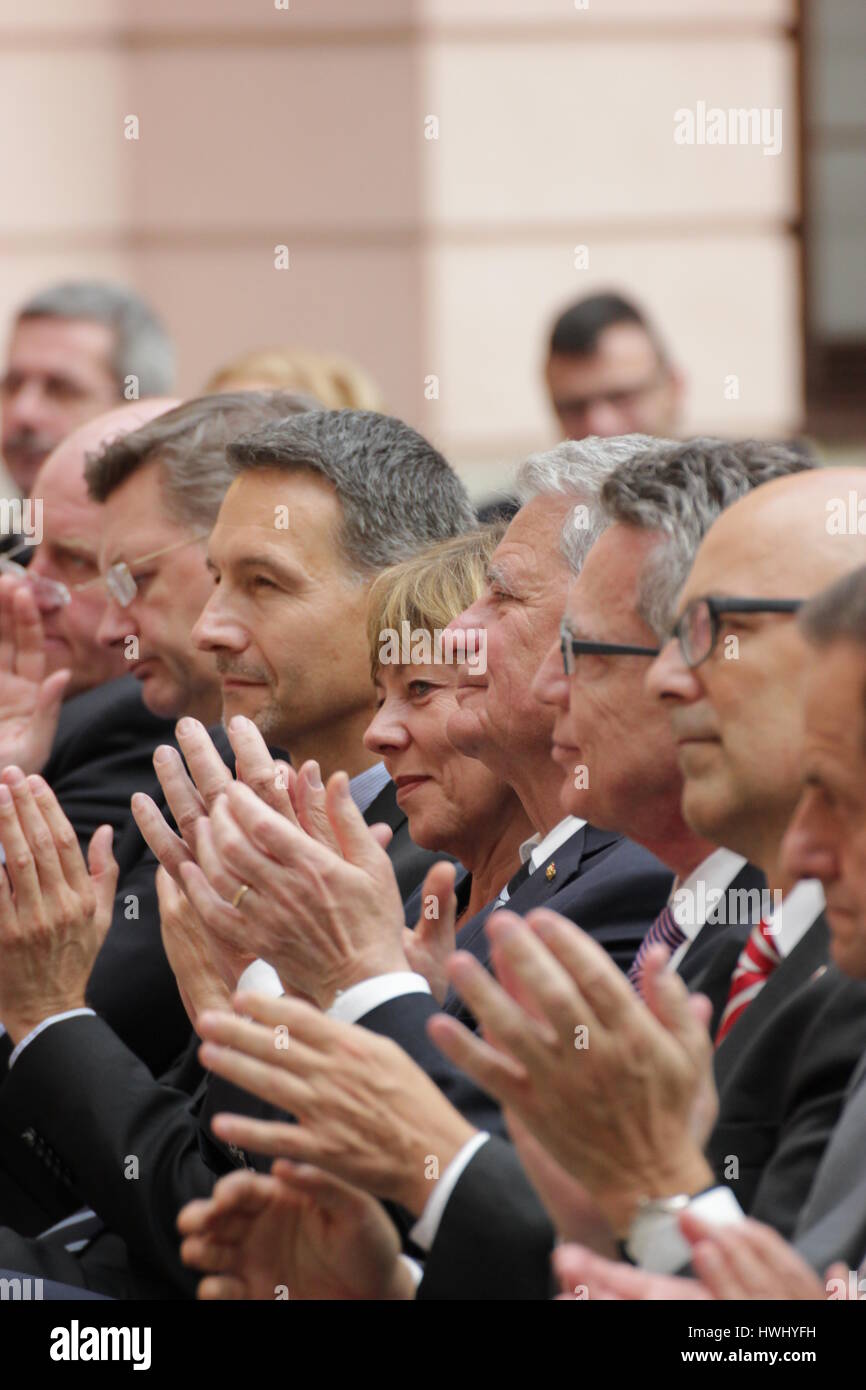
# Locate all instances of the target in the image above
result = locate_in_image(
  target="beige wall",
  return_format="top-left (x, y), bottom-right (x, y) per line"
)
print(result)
top-left (0, 0), bottom-right (800, 495)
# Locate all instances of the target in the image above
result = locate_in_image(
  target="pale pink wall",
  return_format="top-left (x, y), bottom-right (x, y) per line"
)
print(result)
top-left (0, 0), bottom-right (802, 495)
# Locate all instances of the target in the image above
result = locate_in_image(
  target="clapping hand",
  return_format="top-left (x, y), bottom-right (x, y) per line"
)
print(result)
top-left (0, 576), bottom-right (69, 775)
top-left (0, 765), bottom-right (117, 1042)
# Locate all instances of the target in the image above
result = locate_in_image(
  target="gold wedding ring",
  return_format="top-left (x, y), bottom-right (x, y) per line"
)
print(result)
top-left (231, 883), bottom-right (251, 909)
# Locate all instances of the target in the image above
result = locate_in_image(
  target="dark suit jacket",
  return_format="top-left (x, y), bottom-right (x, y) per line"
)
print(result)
top-left (706, 914), bottom-right (866, 1238)
top-left (443, 824), bottom-right (673, 1025)
top-left (418, 908), bottom-right (866, 1298)
top-left (0, 777), bottom-right (452, 1289)
top-left (792, 1051), bottom-right (866, 1273)
top-left (43, 675), bottom-right (175, 856)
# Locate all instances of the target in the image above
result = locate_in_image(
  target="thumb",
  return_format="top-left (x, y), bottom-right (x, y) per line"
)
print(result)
top-left (324, 771), bottom-right (383, 869)
top-left (368, 822), bottom-right (394, 851)
top-left (296, 761), bottom-right (339, 850)
top-left (87, 823), bottom-right (119, 923)
top-left (34, 667), bottom-right (70, 722)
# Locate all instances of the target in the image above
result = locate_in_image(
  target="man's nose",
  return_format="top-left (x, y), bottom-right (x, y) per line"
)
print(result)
top-left (645, 637), bottom-right (700, 702)
top-left (780, 793), bottom-right (838, 889)
top-left (584, 401), bottom-right (624, 437)
top-left (192, 591), bottom-right (246, 653)
top-left (97, 598), bottom-right (136, 649)
top-left (531, 636), bottom-right (568, 710)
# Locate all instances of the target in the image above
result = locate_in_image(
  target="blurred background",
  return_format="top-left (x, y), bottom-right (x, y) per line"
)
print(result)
top-left (0, 0), bottom-right (863, 497)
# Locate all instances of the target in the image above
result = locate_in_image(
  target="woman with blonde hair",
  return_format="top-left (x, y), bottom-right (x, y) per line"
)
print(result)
top-left (204, 348), bottom-right (384, 412)
top-left (364, 525), bottom-right (533, 999)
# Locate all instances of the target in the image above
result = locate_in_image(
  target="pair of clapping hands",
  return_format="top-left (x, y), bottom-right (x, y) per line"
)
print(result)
top-left (132, 715), bottom-right (463, 1023)
top-left (172, 909), bottom-right (723, 1298)
top-left (177, 919), bottom-right (847, 1303)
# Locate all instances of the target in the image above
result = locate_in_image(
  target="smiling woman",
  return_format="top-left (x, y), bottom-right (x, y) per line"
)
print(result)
top-left (364, 525), bottom-right (533, 930)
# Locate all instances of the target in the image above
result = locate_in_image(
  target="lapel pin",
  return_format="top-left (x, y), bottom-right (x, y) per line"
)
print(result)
top-left (545, 862), bottom-right (557, 882)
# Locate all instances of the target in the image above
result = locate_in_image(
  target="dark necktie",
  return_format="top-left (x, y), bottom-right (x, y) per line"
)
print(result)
top-left (492, 858), bottom-right (533, 911)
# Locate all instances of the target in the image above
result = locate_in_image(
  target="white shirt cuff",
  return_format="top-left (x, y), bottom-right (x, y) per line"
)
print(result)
top-left (328, 972), bottom-right (432, 1024)
top-left (8, 1008), bottom-right (97, 1069)
top-left (409, 1131), bottom-right (490, 1252)
top-left (630, 1185), bottom-right (746, 1273)
top-left (236, 958), bottom-right (284, 996)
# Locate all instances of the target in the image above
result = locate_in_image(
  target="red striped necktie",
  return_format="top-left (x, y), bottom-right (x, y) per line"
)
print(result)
top-left (715, 917), bottom-right (782, 1047)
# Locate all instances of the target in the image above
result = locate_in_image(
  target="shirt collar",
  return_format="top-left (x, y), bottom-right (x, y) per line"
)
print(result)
top-left (520, 815), bottom-right (587, 871)
top-left (766, 878), bottom-right (826, 958)
top-left (670, 848), bottom-right (749, 941)
top-left (349, 761), bottom-right (391, 816)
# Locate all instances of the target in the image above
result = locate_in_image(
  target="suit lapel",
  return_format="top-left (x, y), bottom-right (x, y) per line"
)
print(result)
top-left (452, 823), bottom-right (617, 964)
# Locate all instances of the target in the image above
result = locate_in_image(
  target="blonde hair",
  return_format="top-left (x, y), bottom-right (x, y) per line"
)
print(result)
top-left (205, 348), bottom-right (384, 412)
top-left (366, 524), bottom-right (505, 676)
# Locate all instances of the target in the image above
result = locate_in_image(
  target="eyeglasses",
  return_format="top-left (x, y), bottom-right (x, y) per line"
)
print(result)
top-left (101, 532), bottom-right (209, 608)
top-left (560, 618), bottom-right (660, 676)
top-left (0, 541), bottom-right (74, 610)
top-left (671, 596), bottom-right (804, 669)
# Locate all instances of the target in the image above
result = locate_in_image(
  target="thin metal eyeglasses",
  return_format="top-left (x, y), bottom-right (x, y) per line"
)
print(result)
top-left (670, 596), bottom-right (804, 669)
top-left (0, 531), bottom-right (208, 610)
top-left (560, 617), bottom-right (660, 676)
top-left (99, 531), bottom-right (209, 608)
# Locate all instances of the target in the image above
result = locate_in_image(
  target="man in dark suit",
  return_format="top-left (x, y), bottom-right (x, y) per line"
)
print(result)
top-left (0, 406), bottom-right (478, 1293)
top-left (538, 564), bottom-right (866, 1301)
top-left (414, 465), bottom-right (866, 1298)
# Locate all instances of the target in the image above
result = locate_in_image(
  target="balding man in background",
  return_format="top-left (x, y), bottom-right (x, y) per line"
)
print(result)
top-left (0, 281), bottom-right (174, 499)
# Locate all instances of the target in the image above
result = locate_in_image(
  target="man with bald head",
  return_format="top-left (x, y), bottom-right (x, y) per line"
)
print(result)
top-left (0, 401), bottom-right (187, 1223)
top-left (0, 401), bottom-right (179, 818)
top-left (409, 465), bottom-right (866, 1297)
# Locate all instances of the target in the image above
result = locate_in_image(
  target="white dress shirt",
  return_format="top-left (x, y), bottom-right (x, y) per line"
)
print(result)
top-left (666, 847), bottom-right (748, 974)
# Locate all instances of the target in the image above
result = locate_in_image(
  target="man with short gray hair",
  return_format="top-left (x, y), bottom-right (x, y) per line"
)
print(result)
top-left (1, 280), bottom-right (174, 495)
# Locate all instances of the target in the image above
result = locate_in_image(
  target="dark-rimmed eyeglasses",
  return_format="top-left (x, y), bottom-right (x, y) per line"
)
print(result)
top-left (671, 596), bottom-right (804, 669)
top-left (560, 618), bottom-right (660, 676)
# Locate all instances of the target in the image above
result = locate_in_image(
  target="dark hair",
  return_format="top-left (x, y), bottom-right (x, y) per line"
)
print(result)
top-left (549, 291), bottom-right (669, 366)
top-left (85, 390), bottom-right (317, 528)
top-left (227, 408), bottom-right (476, 578)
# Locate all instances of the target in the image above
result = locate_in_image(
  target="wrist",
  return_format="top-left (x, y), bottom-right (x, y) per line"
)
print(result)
top-left (318, 952), bottom-right (413, 1010)
top-left (2, 997), bottom-right (88, 1046)
top-left (596, 1148), bottom-right (714, 1238)
top-left (391, 1116), bottom-right (477, 1217)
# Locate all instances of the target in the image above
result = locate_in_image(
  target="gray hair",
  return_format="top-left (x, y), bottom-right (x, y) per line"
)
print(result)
top-left (85, 390), bottom-right (317, 529)
top-left (800, 566), bottom-right (866, 649)
top-left (226, 408), bottom-right (475, 581)
top-left (599, 437), bottom-right (814, 637)
top-left (17, 280), bottom-right (175, 397)
top-left (516, 434), bottom-right (671, 574)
